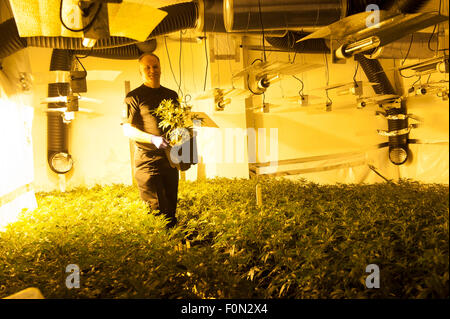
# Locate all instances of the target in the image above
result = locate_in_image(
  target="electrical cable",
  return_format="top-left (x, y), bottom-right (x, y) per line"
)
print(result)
top-left (427, 0), bottom-right (442, 53)
top-left (399, 69), bottom-right (416, 79)
top-left (178, 31), bottom-right (183, 97)
top-left (202, 1), bottom-right (209, 92)
top-left (225, 32), bottom-right (236, 88)
top-left (164, 36), bottom-right (182, 96)
top-left (292, 75), bottom-right (304, 97)
top-left (74, 56), bottom-right (87, 73)
top-left (324, 52), bottom-right (332, 106)
top-left (74, 47), bottom-right (94, 59)
top-left (411, 75), bottom-right (422, 89)
top-left (257, 0), bottom-right (267, 62)
top-left (353, 60), bottom-right (359, 86)
top-left (402, 33), bottom-right (414, 65)
top-left (59, 0), bottom-right (102, 33)
top-left (203, 30), bottom-right (208, 91)
top-left (286, 31), bottom-right (296, 64)
top-left (427, 24), bottom-right (438, 53)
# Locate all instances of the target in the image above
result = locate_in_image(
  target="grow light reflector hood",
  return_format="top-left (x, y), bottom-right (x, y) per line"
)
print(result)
top-left (8, 0), bottom-right (168, 42)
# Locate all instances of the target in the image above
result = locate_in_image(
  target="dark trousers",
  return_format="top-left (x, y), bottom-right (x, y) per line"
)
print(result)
top-left (134, 147), bottom-right (179, 227)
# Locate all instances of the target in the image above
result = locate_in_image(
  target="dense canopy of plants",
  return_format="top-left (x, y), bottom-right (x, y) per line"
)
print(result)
top-left (0, 178), bottom-right (448, 298)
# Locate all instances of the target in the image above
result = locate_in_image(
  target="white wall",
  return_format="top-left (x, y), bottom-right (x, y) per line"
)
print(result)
top-left (242, 35), bottom-right (449, 184)
top-left (30, 47), bottom-right (139, 191)
top-left (30, 32), bottom-right (252, 191)
top-left (24, 29), bottom-right (449, 190)
top-left (0, 50), bottom-right (37, 228)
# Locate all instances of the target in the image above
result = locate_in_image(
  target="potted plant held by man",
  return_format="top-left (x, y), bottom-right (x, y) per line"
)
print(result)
top-left (151, 98), bottom-right (200, 171)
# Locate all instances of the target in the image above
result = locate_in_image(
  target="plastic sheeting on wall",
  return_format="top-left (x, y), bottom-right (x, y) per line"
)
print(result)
top-left (0, 50), bottom-right (37, 230)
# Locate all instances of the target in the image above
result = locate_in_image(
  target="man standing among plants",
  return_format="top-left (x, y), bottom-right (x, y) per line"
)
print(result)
top-left (122, 52), bottom-right (179, 229)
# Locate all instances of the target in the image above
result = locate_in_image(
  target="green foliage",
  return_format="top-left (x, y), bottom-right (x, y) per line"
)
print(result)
top-left (0, 179), bottom-right (448, 299)
top-left (151, 99), bottom-right (201, 145)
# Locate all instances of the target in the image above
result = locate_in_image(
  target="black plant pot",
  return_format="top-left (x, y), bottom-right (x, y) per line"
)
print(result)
top-left (164, 128), bottom-right (198, 171)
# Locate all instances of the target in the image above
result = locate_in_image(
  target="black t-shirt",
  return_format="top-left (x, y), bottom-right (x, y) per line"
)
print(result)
top-left (123, 84), bottom-right (178, 152)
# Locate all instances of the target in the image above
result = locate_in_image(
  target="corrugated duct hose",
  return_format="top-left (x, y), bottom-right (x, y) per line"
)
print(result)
top-left (0, 18), bottom-right (147, 60)
top-left (146, 2), bottom-right (199, 37)
top-left (265, 31), bottom-right (330, 53)
top-left (355, 54), bottom-right (409, 165)
top-left (351, 0), bottom-right (430, 165)
top-left (0, 2), bottom-right (198, 60)
top-left (71, 2), bottom-right (199, 58)
top-left (345, 0), bottom-right (429, 14)
top-left (47, 49), bottom-right (72, 173)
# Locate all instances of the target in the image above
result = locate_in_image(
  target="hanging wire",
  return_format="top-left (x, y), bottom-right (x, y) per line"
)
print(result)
top-left (164, 36), bottom-right (183, 97)
top-left (324, 52), bottom-right (332, 106)
top-left (292, 75), bottom-right (304, 98)
top-left (59, 0), bottom-right (102, 33)
top-left (178, 31), bottom-right (183, 97)
top-left (399, 69), bottom-right (417, 79)
top-left (401, 33), bottom-right (414, 66)
top-left (189, 35), bottom-right (198, 92)
top-left (203, 30), bottom-right (209, 91)
top-left (257, 0), bottom-right (267, 62)
top-left (411, 75), bottom-right (422, 88)
top-left (427, 0), bottom-right (443, 53)
top-left (74, 56), bottom-right (87, 73)
top-left (353, 60), bottom-right (359, 86)
top-left (226, 32), bottom-right (236, 88)
top-left (182, 93), bottom-right (192, 107)
top-left (74, 47), bottom-right (94, 59)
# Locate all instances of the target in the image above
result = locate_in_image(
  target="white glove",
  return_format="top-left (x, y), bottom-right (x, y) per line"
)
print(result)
top-left (151, 135), bottom-right (169, 149)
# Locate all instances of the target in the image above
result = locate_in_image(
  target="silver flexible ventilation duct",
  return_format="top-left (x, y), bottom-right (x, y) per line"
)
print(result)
top-left (223, 0), bottom-right (346, 32)
top-left (47, 49), bottom-right (73, 174)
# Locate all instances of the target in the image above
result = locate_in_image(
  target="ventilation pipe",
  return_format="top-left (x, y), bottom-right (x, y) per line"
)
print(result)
top-left (0, 19), bottom-right (27, 59)
top-left (47, 49), bottom-right (73, 174)
top-left (0, 18), bottom-right (150, 60)
top-left (223, 0), bottom-right (346, 32)
top-left (384, 0), bottom-right (431, 14)
top-left (265, 31), bottom-right (330, 53)
top-left (265, 32), bottom-right (440, 60)
top-left (71, 40), bottom-right (157, 60)
top-left (0, 2), bottom-right (201, 60)
top-left (1, 0), bottom-right (441, 60)
top-left (355, 54), bottom-right (410, 165)
top-left (345, 0), bottom-right (429, 15)
top-left (262, 0), bottom-right (441, 59)
top-left (149, 2), bottom-right (200, 36)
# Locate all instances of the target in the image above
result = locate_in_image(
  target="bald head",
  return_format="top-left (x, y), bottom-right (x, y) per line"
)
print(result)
top-left (138, 52), bottom-right (160, 63)
top-left (139, 53), bottom-right (161, 88)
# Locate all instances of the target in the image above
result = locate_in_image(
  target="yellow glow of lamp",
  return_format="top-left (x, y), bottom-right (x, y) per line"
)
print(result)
top-left (8, 0), bottom-right (168, 42)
